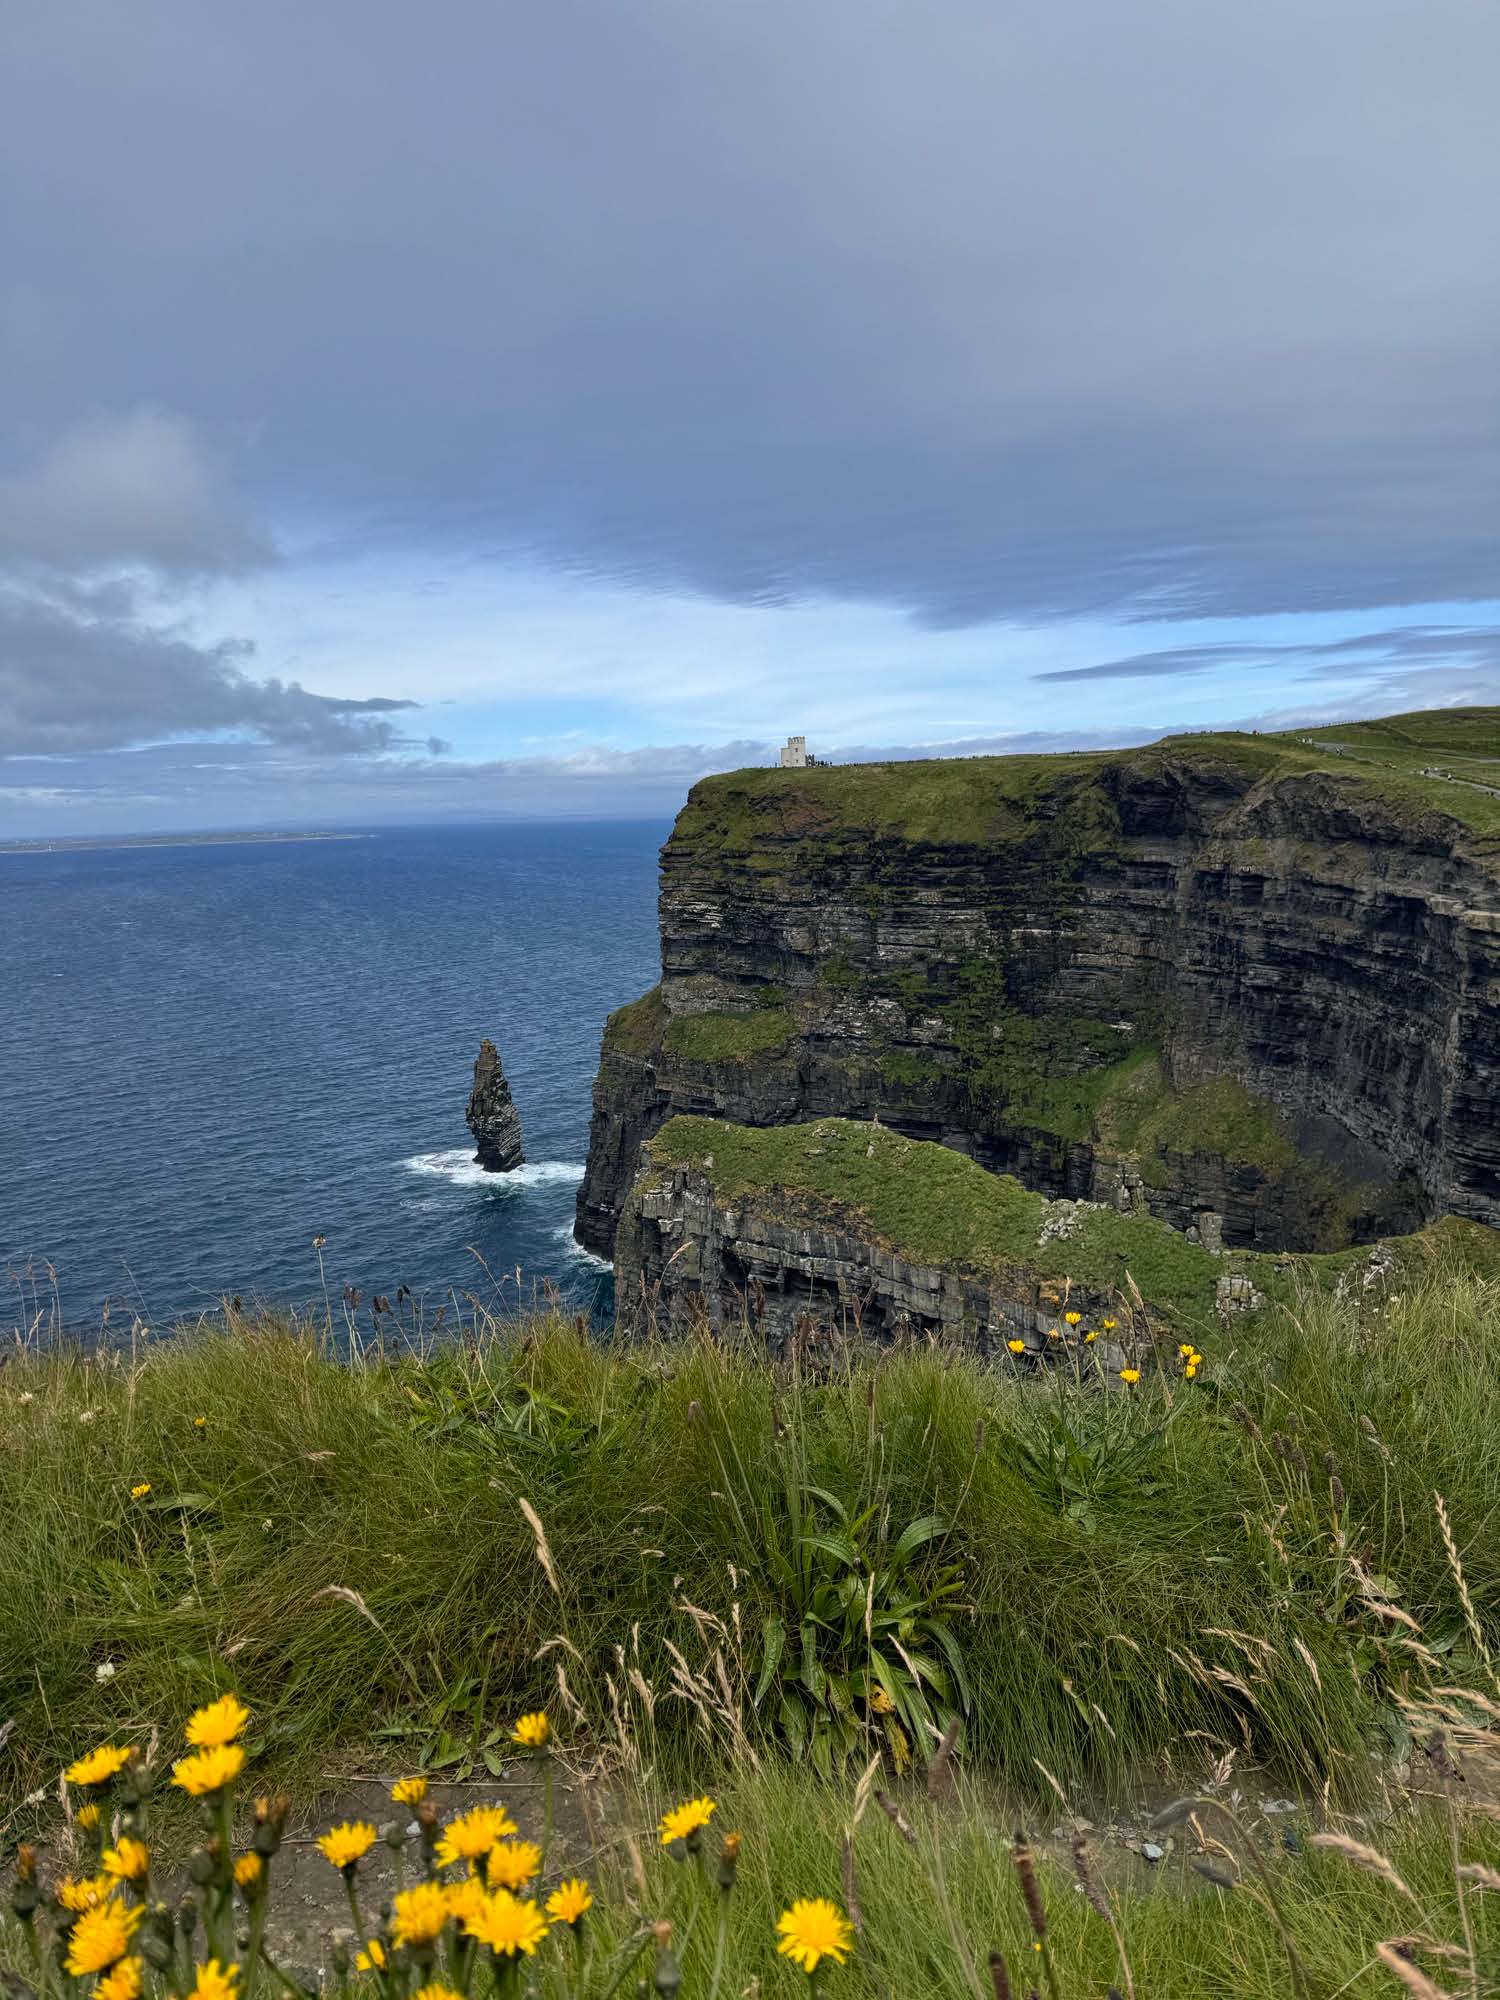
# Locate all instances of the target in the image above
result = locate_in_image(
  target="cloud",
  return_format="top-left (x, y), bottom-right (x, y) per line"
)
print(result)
top-left (1034, 625), bottom-right (1500, 684)
top-left (0, 410), bottom-right (270, 578)
top-left (2, 0), bottom-right (1496, 625)
top-left (0, 591), bottom-right (419, 754)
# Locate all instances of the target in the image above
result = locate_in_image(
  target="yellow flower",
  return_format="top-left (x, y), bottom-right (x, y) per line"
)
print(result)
top-left (1185, 1363), bottom-right (1199, 1380)
top-left (776, 1898), bottom-right (854, 1974)
top-left (1084, 1330), bottom-right (1098, 1343)
top-left (66, 1745), bottom-right (132, 1788)
top-left (546, 1878), bottom-right (593, 1925)
top-left (233, 1853), bottom-right (264, 1891)
top-left (172, 1745), bottom-right (245, 1797)
top-left (96, 1956), bottom-right (144, 2000)
top-left (130, 1484), bottom-right (151, 1500)
top-left (462, 1888), bottom-right (549, 1957)
top-left (57, 1873), bottom-right (114, 1913)
top-left (102, 1838), bottom-right (149, 1883)
top-left (415, 1988), bottom-right (466, 2000)
top-left (66, 1899), bottom-right (143, 1976)
top-left (392, 1880), bottom-right (452, 1947)
top-left (1119, 1368), bottom-right (1141, 1385)
top-left (1046, 1327), bottom-right (1060, 1340)
top-left (1064, 1311), bottom-right (1082, 1325)
top-left (76, 1804), bottom-right (102, 1832)
top-left (485, 1841), bottom-right (543, 1891)
top-left (1102, 1318), bottom-right (1117, 1330)
top-left (510, 1710), bottom-right (550, 1749)
top-left (1006, 1338), bottom-right (1026, 1355)
top-left (1178, 1343), bottom-right (1194, 1357)
top-left (355, 1942), bottom-right (386, 1973)
top-left (444, 1877), bottom-right (488, 1926)
top-left (391, 1774), bottom-right (428, 1806)
top-left (185, 1965), bottom-right (237, 2000)
top-left (193, 1416), bottom-right (207, 1429)
top-left (185, 1694), bottom-right (250, 1748)
top-left (659, 1796), bottom-right (716, 1846)
top-left (435, 1803), bottom-right (517, 1867)
top-left (316, 1821), bottom-right (377, 1870)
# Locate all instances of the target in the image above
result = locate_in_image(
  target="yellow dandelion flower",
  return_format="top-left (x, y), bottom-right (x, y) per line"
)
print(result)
top-left (1084, 1330), bottom-right (1098, 1343)
top-left (776, 1898), bottom-right (854, 1974)
top-left (171, 1744), bottom-right (245, 1797)
top-left (509, 1711), bottom-right (550, 1749)
top-left (485, 1841), bottom-right (543, 1892)
top-left (546, 1878), bottom-right (593, 1925)
top-left (57, 1874), bottom-right (114, 1913)
top-left (462, 1889), bottom-right (549, 1958)
top-left (1064, 1311), bottom-right (1082, 1326)
top-left (185, 1962), bottom-right (238, 2000)
top-left (1102, 1318), bottom-right (1117, 1330)
top-left (355, 1942), bottom-right (386, 1973)
top-left (130, 1484), bottom-right (151, 1501)
top-left (96, 1956), bottom-right (144, 2000)
top-left (66, 1899), bottom-right (143, 1976)
top-left (444, 1877), bottom-right (488, 1926)
top-left (102, 1838), bottom-right (149, 1884)
top-left (435, 1803), bottom-right (517, 1868)
top-left (1178, 1343), bottom-right (1194, 1358)
top-left (185, 1694), bottom-right (250, 1749)
top-left (390, 1774), bottom-right (428, 1806)
top-left (76, 1803), bottom-right (102, 1832)
top-left (66, 1745), bottom-right (132, 1788)
top-left (316, 1821), bottom-right (377, 1870)
top-left (414, 1987), bottom-right (466, 2000)
top-left (392, 1880), bottom-right (452, 1948)
top-left (1185, 1363), bottom-right (1199, 1379)
top-left (659, 1796), bottom-right (716, 1846)
top-left (193, 1416), bottom-right (207, 1429)
top-left (1046, 1327), bottom-right (1060, 1340)
top-left (233, 1853), bottom-right (263, 1891)
top-left (1006, 1338), bottom-right (1026, 1355)
top-left (1119, 1368), bottom-right (1141, 1385)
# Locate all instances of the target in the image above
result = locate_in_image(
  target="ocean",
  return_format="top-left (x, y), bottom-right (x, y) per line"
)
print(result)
top-left (1, 822), bottom-right (666, 1334)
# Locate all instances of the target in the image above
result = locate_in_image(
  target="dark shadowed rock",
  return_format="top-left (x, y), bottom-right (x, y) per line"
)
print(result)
top-left (466, 1038), bottom-right (524, 1172)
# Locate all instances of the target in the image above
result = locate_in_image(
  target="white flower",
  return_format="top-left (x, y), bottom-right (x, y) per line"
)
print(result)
top-left (18, 1392), bottom-right (35, 1405)
top-left (95, 1660), bottom-right (117, 1684)
top-left (78, 1409), bottom-right (97, 1424)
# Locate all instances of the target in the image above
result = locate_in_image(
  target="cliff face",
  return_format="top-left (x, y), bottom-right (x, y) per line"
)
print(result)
top-left (466, 1038), bottom-right (525, 1172)
top-left (578, 734), bottom-right (1500, 1259)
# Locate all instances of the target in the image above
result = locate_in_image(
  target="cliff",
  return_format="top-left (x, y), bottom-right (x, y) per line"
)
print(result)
top-left (614, 1114), bottom-right (1498, 1345)
top-left (466, 1038), bottom-right (525, 1172)
top-left (578, 711), bottom-right (1500, 1260)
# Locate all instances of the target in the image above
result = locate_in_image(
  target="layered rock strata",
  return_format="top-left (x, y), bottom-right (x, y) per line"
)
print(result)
top-left (466, 1038), bottom-right (525, 1172)
top-left (580, 738), bottom-right (1500, 1259)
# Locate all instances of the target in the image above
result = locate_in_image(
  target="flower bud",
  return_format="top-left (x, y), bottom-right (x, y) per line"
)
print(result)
top-left (187, 1846), bottom-right (218, 1887)
top-left (716, 1832), bottom-right (741, 1892)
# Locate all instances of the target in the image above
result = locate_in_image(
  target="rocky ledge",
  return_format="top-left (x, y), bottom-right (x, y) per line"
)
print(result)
top-left (466, 1038), bottom-right (525, 1172)
top-left (579, 717), bottom-right (1500, 1260)
top-left (614, 1113), bottom-right (1493, 1350)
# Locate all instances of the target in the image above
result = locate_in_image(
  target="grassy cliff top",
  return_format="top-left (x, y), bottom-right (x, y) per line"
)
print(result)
top-left (646, 1112), bottom-right (1500, 1326)
top-left (670, 707), bottom-right (1500, 850)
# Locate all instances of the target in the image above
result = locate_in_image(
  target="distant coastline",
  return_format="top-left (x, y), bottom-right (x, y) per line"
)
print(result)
top-left (0, 830), bottom-right (370, 856)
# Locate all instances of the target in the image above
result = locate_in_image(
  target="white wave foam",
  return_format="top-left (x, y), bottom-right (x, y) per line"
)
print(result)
top-left (553, 1224), bottom-right (611, 1271)
top-left (403, 1149), bottom-right (585, 1191)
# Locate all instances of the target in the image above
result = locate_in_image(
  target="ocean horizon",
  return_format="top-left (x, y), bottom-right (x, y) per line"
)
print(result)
top-left (2, 819), bottom-right (666, 1335)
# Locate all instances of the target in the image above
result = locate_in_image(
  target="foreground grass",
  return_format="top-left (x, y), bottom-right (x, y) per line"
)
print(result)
top-left (2, 1257), bottom-right (1498, 1809)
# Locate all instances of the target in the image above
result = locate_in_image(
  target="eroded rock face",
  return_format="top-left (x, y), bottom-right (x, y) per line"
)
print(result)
top-left (577, 747), bottom-right (1500, 1259)
top-left (466, 1038), bottom-right (524, 1172)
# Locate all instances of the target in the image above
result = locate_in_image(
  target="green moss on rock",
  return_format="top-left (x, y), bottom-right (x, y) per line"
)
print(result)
top-left (664, 1008), bottom-right (796, 1064)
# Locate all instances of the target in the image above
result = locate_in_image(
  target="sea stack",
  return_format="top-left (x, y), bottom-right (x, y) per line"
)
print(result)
top-left (466, 1038), bottom-right (525, 1172)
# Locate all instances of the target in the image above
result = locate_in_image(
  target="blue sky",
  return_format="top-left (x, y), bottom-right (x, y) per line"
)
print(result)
top-left (2, 0), bottom-right (1497, 833)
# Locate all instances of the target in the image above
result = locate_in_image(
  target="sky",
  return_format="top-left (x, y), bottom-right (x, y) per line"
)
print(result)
top-left (1, 0), bottom-right (1497, 834)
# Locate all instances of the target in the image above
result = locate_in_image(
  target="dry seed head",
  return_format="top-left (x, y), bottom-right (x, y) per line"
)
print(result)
top-left (988, 1951), bottom-right (1014, 2000)
top-left (1308, 1834), bottom-right (1418, 1903)
top-left (1011, 1834), bottom-right (1047, 1939)
top-left (1373, 1942), bottom-right (1455, 1999)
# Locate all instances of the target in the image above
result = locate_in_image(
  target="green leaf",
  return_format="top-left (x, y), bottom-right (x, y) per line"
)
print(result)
top-left (754, 1616), bottom-right (786, 1709)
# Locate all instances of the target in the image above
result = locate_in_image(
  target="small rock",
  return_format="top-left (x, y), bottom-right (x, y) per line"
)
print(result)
top-left (1141, 1841), bottom-right (1165, 1864)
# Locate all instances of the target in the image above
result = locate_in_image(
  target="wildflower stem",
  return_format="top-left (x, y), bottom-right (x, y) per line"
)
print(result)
top-left (259, 1946), bottom-right (317, 2000)
top-left (707, 1893), bottom-right (730, 2000)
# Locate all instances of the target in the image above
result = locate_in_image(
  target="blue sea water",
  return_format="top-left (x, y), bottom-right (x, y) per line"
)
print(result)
top-left (1, 822), bottom-right (666, 1333)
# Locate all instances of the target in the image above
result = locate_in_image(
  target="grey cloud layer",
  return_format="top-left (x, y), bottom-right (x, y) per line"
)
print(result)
top-left (0, 593), bottom-right (426, 755)
top-left (4, 0), bottom-right (1497, 625)
top-left (1034, 626), bottom-right (1500, 682)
